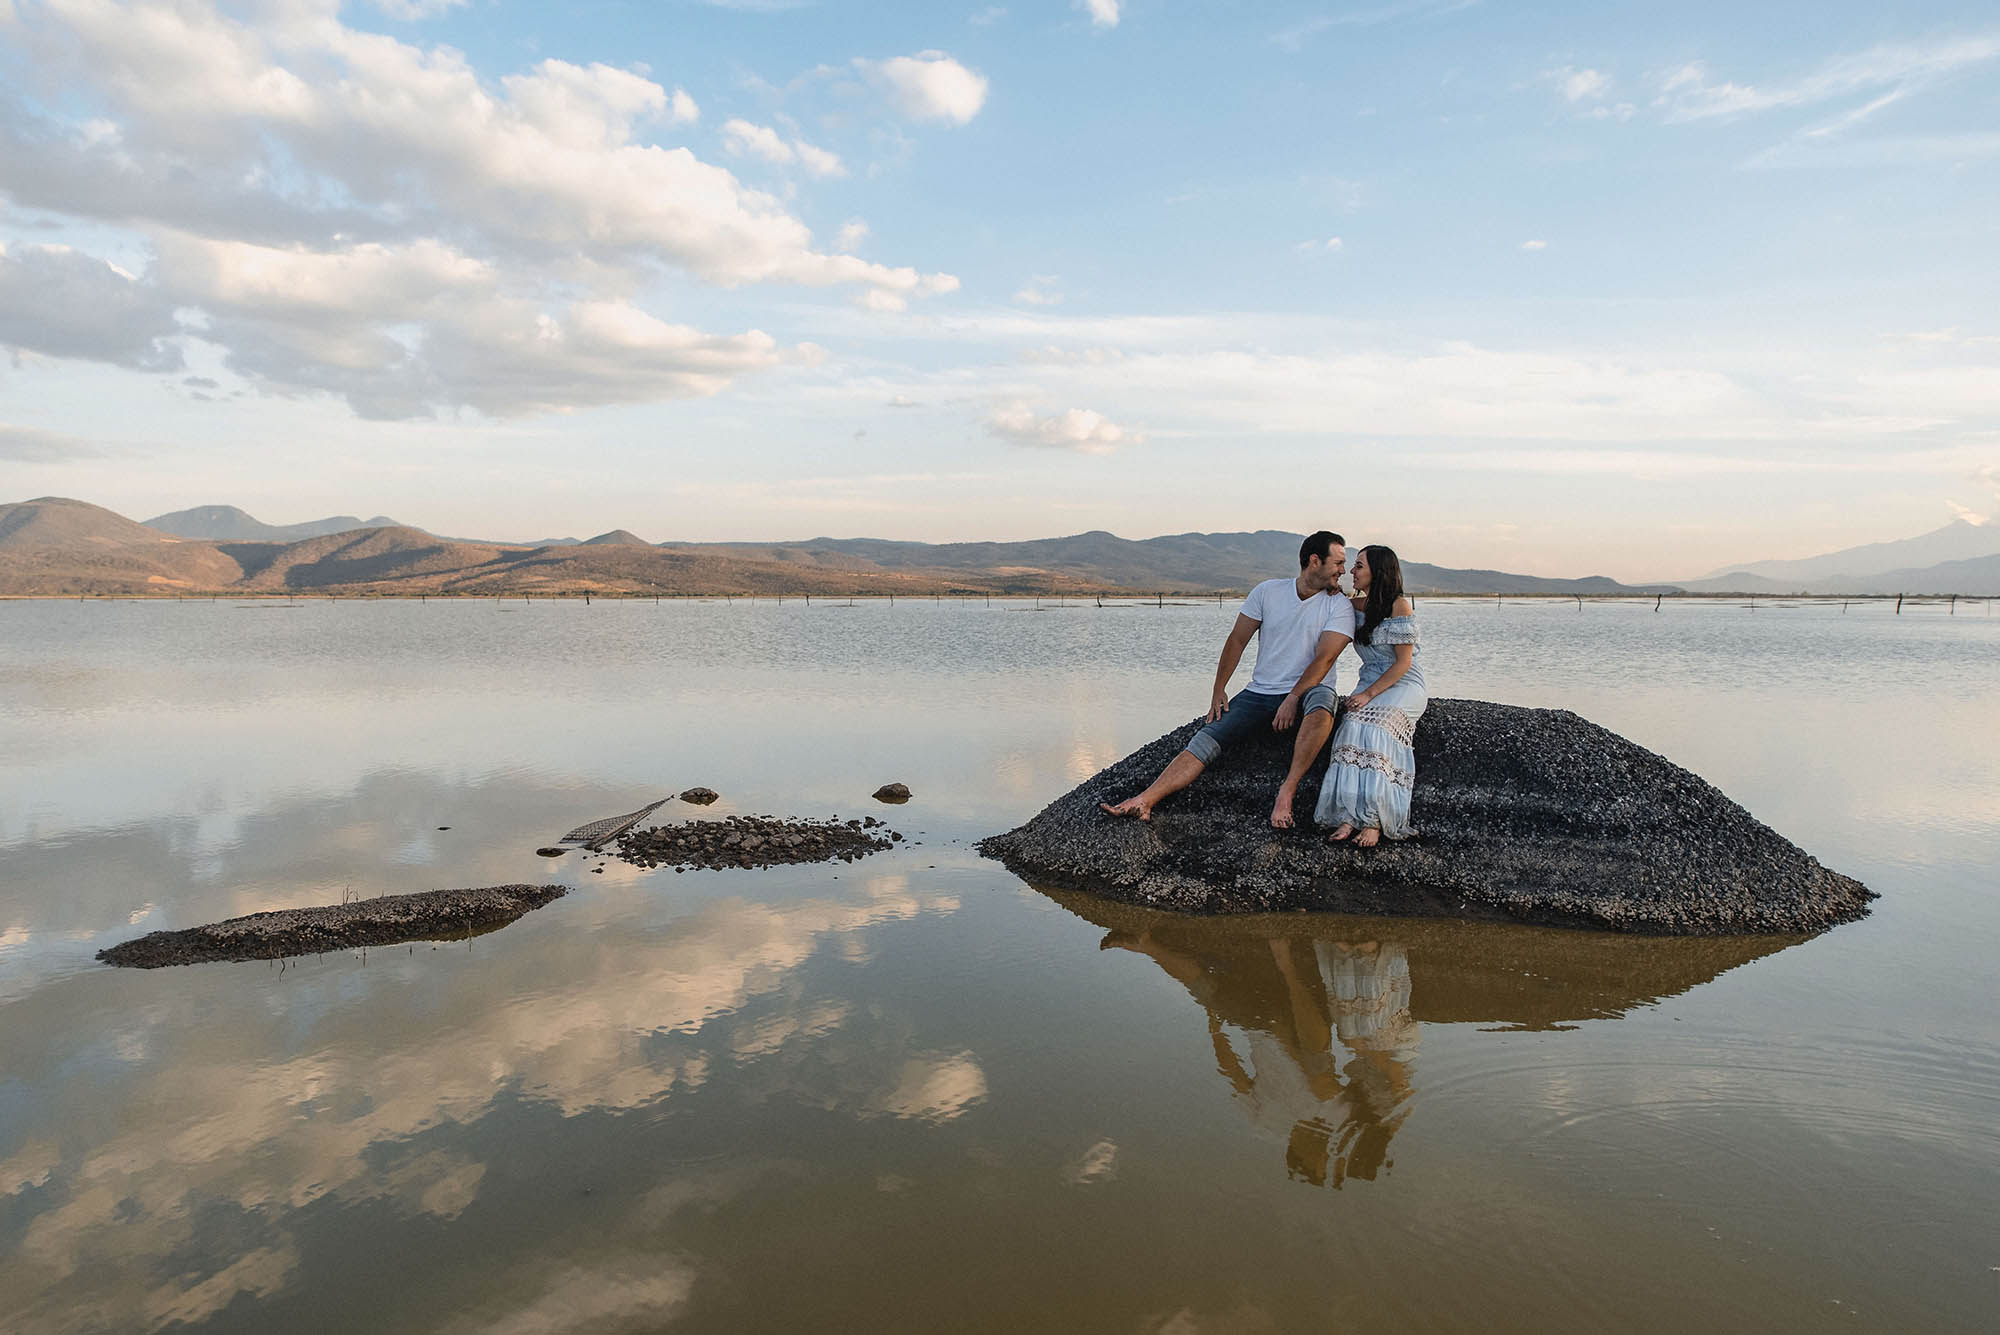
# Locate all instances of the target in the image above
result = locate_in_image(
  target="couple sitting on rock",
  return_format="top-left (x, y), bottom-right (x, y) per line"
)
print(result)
top-left (1100, 531), bottom-right (1426, 846)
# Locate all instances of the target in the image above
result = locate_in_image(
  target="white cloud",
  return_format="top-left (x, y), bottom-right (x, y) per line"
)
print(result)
top-left (1521, 239), bottom-right (1547, 250)
top-left (0, 243), bottom-right (184, 371)
top-left (858, 52), bottom-right (989, 125)
top-left (372, 0), bottom-right (469, 19)
top-left (0, 424), bottom-right (104, 461)
top-left (720, 119), bottom-right (846, 178)
top-left (793, 140), bottom-right (846, 179)
top-left (834, 220), bottom-right (870, 253)
top-left (1658, 32), bottom-right (2000, 123)
top-left (0, 1), bottom-right (954, 416)
top-left (986, 403), bottom-right (1140, 453)
top-left (969, 6), bottom-right (1008, 25)
top-left (722, 118), bottom-right (793, 165)
top-left (145, 233), bottom-right (784, 418)
top-left (1750, 129), bottom-right (2000, 169)
top-left (1549, 66), bottom-right (1610, 102)
top-left (1014, 274), bottom-right (1063, 305)
top-left (1978, 463), bottom-right (2000, 507)
top-left (1078, 0), bottom-right (1120, 29)
top-left (1273, 0), bottom-right (1482, 51)
top-left (1945, 500), bottom-right (1988, 526)
top-left (1295, 237), bottom-right (1343, 254)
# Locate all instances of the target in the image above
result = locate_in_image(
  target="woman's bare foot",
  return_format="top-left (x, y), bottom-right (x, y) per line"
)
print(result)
top-left (1354, 827), bottom-right (1381, 848)
top-left (1328, 823), bottom-right (1354, 843)
top-left (1099, 797), bottom-right (1153, 821)
top-left (1270, 782), bottom-right (1298, 829)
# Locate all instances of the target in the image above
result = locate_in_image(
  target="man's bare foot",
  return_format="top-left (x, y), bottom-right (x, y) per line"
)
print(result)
top-left (1354, 827), bottom-right (1381, 848)
top-left (1271, 783), bottom-right (1298, 829)
top-left (1328, 823), bottom-right (1354, 843)
top-left (1099, 798), bottom-right (1153, 822)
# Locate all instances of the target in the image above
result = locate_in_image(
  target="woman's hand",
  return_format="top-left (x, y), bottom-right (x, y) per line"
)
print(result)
top-left (1347, 691), bottom-right (1373, 711)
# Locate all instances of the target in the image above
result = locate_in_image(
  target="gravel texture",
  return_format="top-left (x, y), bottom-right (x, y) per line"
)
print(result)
top-left (615, 814), bottom-right (898, 871)
top-left (978, 698), bottom-right (1873, 936)
top-left (98, 884), bottom-right (566, 968)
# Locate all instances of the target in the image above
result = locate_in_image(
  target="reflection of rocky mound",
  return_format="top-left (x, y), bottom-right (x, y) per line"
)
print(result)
top-left (1046, 889), bottom-right (1807, 1030)
top-left (1048, 888), bottom-right (1807, 1189)
top-left (981, 699), bottom-right (1873, 935)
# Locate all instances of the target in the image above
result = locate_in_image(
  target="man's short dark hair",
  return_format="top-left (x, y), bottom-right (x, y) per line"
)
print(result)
top-left (1299, 530), bottom-right (1345, 569)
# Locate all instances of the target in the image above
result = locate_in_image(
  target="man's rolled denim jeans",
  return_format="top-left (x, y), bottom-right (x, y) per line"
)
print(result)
top-left (1186, 684), bottom-right (1338, 765)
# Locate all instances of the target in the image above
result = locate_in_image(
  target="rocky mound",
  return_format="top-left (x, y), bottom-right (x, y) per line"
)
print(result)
top-left (98, 884), bottom-right (566, 967)
top-left (979, 699), bottom-right (1872, 935)
top-left (616, 814), bottom-right (898, 871)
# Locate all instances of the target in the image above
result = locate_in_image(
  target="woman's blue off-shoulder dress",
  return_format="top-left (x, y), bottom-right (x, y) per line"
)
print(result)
top-left (1314, 613), bottom-right (1426, 839)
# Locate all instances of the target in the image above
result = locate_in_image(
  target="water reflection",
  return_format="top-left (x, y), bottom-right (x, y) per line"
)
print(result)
top-left (1047, 889), bottom-right (1809, 1189)
top-left (0, 870), bottom-right (965, 1332)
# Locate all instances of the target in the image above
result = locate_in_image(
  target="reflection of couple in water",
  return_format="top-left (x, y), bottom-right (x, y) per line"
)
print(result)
top-left (1100, 532), bottom-right (1428, 844)
top-left (1104, 925), bottom-right (1417, 1188)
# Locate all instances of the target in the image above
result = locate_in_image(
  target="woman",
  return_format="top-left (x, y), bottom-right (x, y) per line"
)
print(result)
top-left (1315, 545), bottom-right (1426, 846)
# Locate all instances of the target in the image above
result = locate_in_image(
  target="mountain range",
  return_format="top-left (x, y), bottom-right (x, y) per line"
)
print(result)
top-left (3, 498), bottom-right (1675, 598)
top-left (1681, 520), bottom-right (2000, 595)
top-left (144, 504), bottom-right (405, 543)
top-left (9, 498), bottom-right (1996, 598)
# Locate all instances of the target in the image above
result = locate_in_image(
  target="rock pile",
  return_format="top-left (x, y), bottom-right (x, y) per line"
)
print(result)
top-left (979, 699), bottom-right (1873, 936)
top-left (98, 884), bottom-right (566, 968)
top-left (615, 814), bottom-right (898, 871)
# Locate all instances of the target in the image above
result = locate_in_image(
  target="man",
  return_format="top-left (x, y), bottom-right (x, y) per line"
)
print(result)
top-left (1101, 531), bottom-right (1355, 826)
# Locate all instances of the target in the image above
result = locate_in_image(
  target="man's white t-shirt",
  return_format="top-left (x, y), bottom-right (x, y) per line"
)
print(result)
top-left (1239, 577), bottom-right (1355, 695)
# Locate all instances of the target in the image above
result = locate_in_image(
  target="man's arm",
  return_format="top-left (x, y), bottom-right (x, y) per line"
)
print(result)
top-left (1209, 614), bottom-right (1259, 722)
top-left (1273, 629), bottom-right (1351, 731)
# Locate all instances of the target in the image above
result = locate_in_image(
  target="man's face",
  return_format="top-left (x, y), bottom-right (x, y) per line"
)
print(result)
top-left (1308, 545), bottom-right (1347, 591)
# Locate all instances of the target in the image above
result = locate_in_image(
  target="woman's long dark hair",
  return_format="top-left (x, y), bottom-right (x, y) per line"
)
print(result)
top-left (1355, 545), bottom-right (1405, 646)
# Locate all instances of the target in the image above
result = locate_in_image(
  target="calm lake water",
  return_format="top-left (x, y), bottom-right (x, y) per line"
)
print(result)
top-left (2, 597), bottom-right (1996, 1333)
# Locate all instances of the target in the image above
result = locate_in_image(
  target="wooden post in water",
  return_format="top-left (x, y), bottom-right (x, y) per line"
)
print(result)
top-left (1654, 593), bottom-right (1662, 612)
top-left (1895, 593), bottom-right (1904, 614)
top-left (1574, 594), bottom-right (1583, 611)
top-left (1949, 594), bottom-right (1957, 615)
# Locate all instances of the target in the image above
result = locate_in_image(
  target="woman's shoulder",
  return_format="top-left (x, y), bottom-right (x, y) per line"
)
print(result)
top-left (1391, 596), bottom-right (1414, 616)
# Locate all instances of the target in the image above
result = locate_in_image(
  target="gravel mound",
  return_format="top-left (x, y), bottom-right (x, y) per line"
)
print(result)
top-left (616, 814), bottom-right (898, 871)
top-left (978, 699), bottom-right (1872, 936)
top-left (98, 883), bottom-right (566, 968)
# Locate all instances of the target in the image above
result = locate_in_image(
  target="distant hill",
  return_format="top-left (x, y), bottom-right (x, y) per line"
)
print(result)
top-left (0, 497), bottom-right (248, 592)
top-left (144, 504), bottom-right (404, 542)
top-left (1688, 553), bottom-right (2000, 597)
top-left (4, 496), bottom-right (179, 549)
top-left (1696, 520), bottom-right (2000, 584)
top-left (580, 529), bottom-right (651, 547)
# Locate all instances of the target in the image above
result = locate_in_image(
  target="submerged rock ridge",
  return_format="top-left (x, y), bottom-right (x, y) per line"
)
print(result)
top-left (978, 699), bottom-right (1873, 935)
top-left (98, 884), bottom-right (566, 967)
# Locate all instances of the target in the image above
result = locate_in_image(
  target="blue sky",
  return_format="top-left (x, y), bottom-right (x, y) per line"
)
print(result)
top-left (1, 0), bottom-right (1996, 578)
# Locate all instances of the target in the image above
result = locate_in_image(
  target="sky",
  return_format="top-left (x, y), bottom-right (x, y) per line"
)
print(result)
top-left (0, 0), bottom-right (1996, 580)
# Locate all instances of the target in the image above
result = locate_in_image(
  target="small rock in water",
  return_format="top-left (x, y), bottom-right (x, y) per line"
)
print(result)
top-left (873, 783), bottom-right (912, 804)
top-left (437, 826), bottom-right (451, 831)
top-left (680, 787), bottom-right (720, 805)
top-left (535, 847), bottom-right (567, 857)
top-left (614, 813), bottom-right (896, 872)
